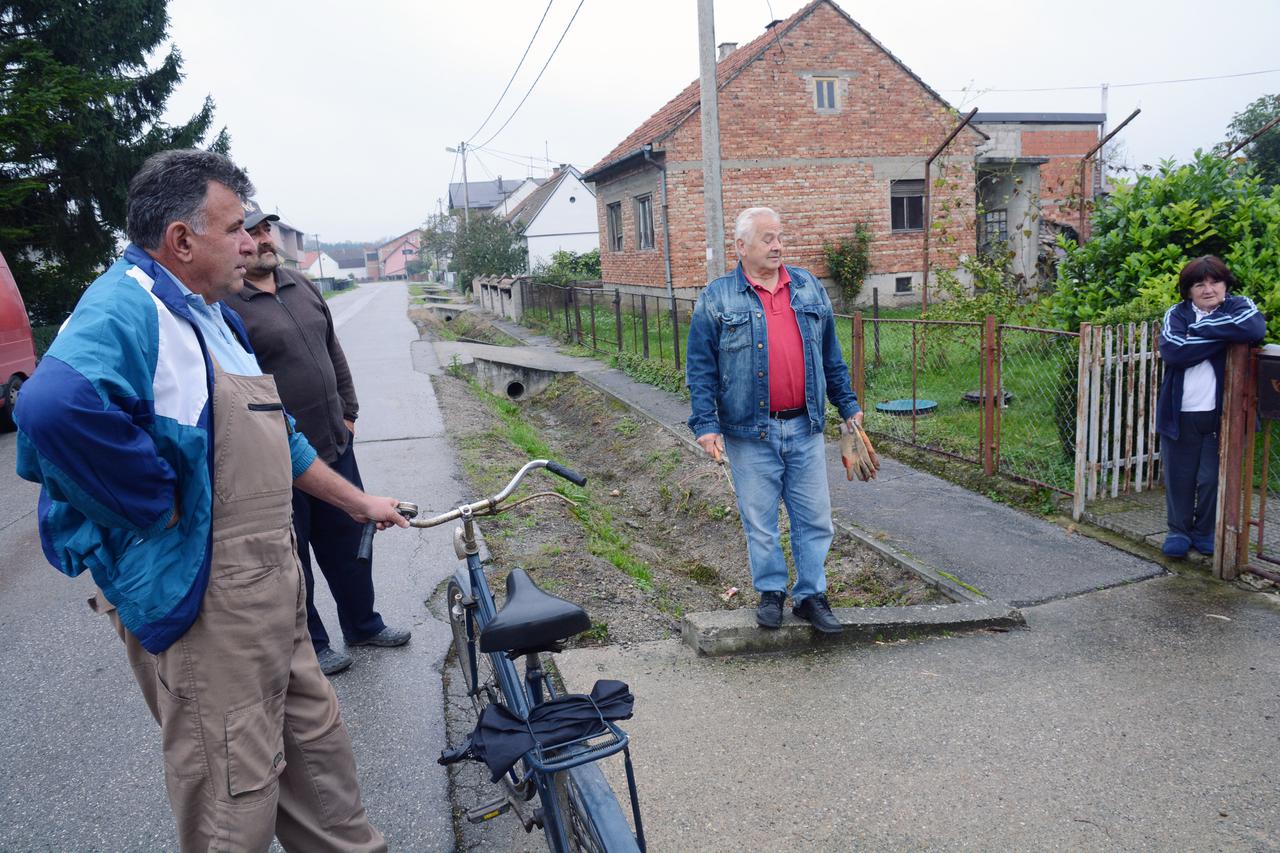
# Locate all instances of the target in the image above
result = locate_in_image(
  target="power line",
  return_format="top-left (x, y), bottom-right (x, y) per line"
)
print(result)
top-left (941, 67), bottom-right (1280, 94)
top-left (475, 0), bottom-right (586, 150)
top-left (465, 0), bottom-right (556, 144)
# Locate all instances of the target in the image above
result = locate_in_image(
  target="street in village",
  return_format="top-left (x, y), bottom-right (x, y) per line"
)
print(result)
top-left (2, 280), bottom-right (1279, 850)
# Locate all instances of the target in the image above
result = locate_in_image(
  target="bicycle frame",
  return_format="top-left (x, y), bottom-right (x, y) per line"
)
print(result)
top-left (435, 464), bottom-right (645, 852)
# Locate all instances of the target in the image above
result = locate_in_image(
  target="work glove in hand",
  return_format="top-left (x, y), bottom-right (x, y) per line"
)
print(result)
top-left (840, 423), bottom-right (878, 482)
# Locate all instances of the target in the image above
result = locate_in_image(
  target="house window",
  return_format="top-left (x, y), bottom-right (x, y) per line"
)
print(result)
top-left (978, 209), bottom-right (1009, 258)
top-left (895, 276), bottom-right (913, 294)
top-left (890, 180), bottom-right (925, 232)
top-left (814, 77), bottom-right (838, 111)
top-left (635, 195), bottom-right (655, 250)
top-left (607, 202), bottom-right (623, 252)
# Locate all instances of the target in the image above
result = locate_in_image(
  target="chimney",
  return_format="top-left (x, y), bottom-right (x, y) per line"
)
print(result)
top-left (717, 42), bottom-right (737, 60)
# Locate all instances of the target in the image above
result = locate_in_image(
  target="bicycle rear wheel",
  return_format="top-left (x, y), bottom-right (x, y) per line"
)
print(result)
top-left (549, 763), bottom-right (639, 852)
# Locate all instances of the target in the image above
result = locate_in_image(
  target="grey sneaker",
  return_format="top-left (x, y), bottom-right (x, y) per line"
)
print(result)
top-left (315, 645), bottom-right (353, 676)
top-left (350, 626), bottom-right (412, 647)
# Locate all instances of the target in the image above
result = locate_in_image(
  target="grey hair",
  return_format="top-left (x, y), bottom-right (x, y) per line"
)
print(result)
top-left (734, 207), bottom-right (780, 243)
top-left (126, 149), bottom-right (254, 249)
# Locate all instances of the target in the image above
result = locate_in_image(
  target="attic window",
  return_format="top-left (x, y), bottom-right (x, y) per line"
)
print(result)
top-left (814, 77), bottom-right (838, 112)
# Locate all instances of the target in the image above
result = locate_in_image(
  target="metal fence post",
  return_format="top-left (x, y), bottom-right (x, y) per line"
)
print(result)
top-left (852, 312), bottom-right (865, 406)
top-left (872, 287), bottom-right (881, 366)
top-left (614, 289), bottom-right (623, 352)
top-left (572, 287), bottom-right (583, 345)
top-left (670, 297), bottom-right (682, 370)
top-left (1072, 324), bottom-right (1092, 520)
top-left (588, 288), bottom-right (597, 350)
top-left (562, 287), bottom-right (571, 340)
top-left (640, 296), bottom-right (650, 359)
top-left (982, 315), bottom-right (998, 476)
top-left (1214, 343), bottom-right (1255, 579)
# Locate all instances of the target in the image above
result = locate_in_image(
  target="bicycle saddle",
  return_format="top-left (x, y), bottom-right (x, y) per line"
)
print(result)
top-left (480, 569), bottom-right (591, 656)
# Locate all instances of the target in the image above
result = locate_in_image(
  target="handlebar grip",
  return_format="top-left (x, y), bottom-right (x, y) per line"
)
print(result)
top-left (546, 460), bottom-right (587, 487)
top-left (356, 521), bottom-right (376, 564)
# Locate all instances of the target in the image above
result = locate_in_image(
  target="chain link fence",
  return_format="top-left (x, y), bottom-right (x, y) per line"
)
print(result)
top-left (995, 326), bottom-right (1080, 491)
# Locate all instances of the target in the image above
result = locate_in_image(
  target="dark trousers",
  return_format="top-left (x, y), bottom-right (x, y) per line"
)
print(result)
top-left (1163, 410), bottom-right (1221, 541)
top-left (292, 438), bottom-right (387, 649)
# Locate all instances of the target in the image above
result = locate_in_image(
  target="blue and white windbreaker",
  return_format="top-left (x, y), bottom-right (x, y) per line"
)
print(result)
top-left (1156, 294), bottom-right (1265, 440)
top-left (15, 245), bottom-right (316, 653)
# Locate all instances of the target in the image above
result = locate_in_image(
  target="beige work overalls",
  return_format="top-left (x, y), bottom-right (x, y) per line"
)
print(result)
top-left (104, 364), bottom-right (385, 852)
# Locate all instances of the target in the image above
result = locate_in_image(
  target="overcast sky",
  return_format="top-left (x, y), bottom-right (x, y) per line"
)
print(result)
top-left (160, 0), bottom-right (1280, 244)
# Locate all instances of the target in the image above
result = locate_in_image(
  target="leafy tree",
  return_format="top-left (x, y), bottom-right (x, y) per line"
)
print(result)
top-left (531, 249), bottom-right (600, 286)
top-left (447, 214), bottom-right (526, 292)
top-left (0, 0), bottom-right (228, 324)
top-left (1049, 151), bottom-right (1280, 340)
top-left (1220, 93), bottom-right (1280, 190)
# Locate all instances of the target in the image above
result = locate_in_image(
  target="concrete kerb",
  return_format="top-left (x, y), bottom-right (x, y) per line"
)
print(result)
top-left (682, 601), bottom-right (1025, 656)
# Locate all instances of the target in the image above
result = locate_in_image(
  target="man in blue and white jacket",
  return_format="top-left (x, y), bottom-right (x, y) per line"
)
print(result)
top-left (1156, 255), bottom-right (1265, 558)
top-left (15, 149), bottom-right (406, 851)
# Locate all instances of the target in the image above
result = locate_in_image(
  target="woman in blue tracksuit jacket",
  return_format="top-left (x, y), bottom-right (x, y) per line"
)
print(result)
top-left (1156, 256), bottom-right (1265, 557)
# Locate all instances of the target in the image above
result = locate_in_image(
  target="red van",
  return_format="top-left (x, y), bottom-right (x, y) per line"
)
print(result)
top-left (0, 250), bottom-right (38, 431)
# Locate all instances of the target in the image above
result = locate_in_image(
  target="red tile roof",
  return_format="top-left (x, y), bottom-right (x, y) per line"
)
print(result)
top-left (586, 0), bottom-right (964, 178)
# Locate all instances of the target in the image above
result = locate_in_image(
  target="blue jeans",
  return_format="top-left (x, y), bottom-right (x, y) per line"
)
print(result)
top-left (724, 416), bottom-right (834, 606)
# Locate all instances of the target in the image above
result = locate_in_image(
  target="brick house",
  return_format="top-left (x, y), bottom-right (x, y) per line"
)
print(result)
top-left (972, 112), bottom-right (1105, 284)
top-left (582, 0), bottom-right (985, 306)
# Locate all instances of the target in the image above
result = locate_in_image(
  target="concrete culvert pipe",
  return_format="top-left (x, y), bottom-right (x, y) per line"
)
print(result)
top-left (506, 381), bottom-right (526, 400)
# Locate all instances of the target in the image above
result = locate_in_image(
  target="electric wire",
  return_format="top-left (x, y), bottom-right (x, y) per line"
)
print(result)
top-left (465, 0), bottom-right (556, 144)
top-left (474, 0), bottom-right (586, 151)
top-left (941, 67), bottom-right (1280, 94)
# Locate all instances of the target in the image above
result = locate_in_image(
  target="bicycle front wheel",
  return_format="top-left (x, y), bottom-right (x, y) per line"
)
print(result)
top-left (447, 579), bottom-right (500, 716)
top-left (549, 762), bottom-right (639, 852)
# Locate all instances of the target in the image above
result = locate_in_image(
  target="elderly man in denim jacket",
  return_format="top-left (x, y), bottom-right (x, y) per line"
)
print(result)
top-left (685, 207), bottom-right (861, 633)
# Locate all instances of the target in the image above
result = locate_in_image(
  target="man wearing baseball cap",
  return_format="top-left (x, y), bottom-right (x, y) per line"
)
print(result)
top-left (233, 199), bottom-right (410, 675)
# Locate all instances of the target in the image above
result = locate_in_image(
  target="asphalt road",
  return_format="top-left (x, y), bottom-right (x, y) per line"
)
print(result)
top-left (0, 281), bottom-right (462, 851)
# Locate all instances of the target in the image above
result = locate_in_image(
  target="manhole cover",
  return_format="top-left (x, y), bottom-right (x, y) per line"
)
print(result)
top-left (875, 398), bottom-right (938, 416)
top-left (962, 389), bottom-right (1014, 406)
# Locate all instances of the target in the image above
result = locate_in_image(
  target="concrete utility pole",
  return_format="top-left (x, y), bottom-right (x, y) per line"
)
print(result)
top-left (697, 0), bottom-right (726, 280)
top-left (446, 143), bottom-right (471, 226)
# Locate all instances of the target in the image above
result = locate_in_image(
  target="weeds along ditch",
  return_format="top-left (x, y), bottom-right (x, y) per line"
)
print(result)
top-left (428, 368), bottom-right (941, 648)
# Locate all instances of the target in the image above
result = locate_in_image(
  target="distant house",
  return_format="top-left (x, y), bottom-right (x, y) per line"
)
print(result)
top-left (583, 0), bottom-right (984, 304)
top-left (505, 165), bottom-right (599, 268)
top-left (490, 177), bottom-right (546, 218)
top-left (328, 249), bottom-right (371, 281)
top-left (377, 230), bottom-right (422, 280)
top-left (272, 218), bottom-right (307, 269)
top-left (448, 178), bottom-right (527, 217)
top-left (300, 250), bottom-right (340, 280)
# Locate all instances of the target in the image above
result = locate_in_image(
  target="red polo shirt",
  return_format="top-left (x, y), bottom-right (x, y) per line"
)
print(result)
top-left (745, 266), bottom-right (806, 412)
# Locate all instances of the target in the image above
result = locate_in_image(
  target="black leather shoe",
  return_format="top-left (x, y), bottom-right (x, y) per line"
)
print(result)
top-left (756, 591), bottom-right (785, 629)
top-left (793, 594), bottom-right (843, 634)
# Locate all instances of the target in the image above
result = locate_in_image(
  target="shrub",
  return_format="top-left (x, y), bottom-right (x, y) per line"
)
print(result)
top-left (1050, 151), bottom-right (1280, 339)
top-left (822, 224), bottom-right (872, 309)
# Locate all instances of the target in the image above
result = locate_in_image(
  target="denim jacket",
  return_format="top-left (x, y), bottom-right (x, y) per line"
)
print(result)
top-left (686, 263), bottom-right (859, 439)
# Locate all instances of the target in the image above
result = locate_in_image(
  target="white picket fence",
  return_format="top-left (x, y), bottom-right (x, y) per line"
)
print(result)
top-left (1072, 321), bottom-right (1164, 519)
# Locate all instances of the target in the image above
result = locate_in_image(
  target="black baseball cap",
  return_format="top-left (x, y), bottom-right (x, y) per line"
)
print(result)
top-left (242, 199), bottom-right (280, 230)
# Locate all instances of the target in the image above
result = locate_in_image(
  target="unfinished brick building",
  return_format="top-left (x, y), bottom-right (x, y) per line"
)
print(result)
top-left (583, 0), bottom-right (985, 306)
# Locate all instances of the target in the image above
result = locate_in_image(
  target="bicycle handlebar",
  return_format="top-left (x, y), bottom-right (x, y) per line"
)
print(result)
top-left (355, 459), bottom-right (587, 561)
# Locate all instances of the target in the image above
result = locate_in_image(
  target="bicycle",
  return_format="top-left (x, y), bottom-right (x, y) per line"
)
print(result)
top-left (359, 459), bottom-right (646, 852)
